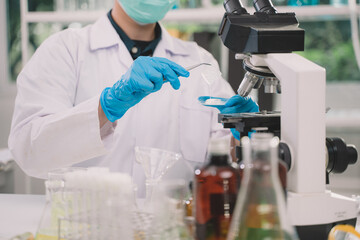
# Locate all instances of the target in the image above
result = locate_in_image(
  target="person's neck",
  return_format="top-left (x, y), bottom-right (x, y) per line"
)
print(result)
top-left (112, 3), bottom-right (156, 41)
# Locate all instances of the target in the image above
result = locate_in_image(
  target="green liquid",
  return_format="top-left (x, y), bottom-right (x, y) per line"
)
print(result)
top-left (235, 228), bottom-right (295, 240)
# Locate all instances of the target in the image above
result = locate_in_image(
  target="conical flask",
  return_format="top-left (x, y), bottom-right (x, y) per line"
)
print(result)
top-left (134, 146), bottom-right (182, 205)
top-left (227, 133), bottom-right (299, 240)
top-left (35, 168), bottom-right (85, 240)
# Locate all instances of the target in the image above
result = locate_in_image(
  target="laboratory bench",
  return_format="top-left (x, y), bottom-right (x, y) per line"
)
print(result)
top-left (0, 194), bottom-right (359, 240)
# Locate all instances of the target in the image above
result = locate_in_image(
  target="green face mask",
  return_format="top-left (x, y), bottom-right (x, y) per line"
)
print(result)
top-left (118, 0), bottom-right (176, 24)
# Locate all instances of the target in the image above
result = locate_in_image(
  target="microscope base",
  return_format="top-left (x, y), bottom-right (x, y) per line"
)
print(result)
top-left (288, 191), bottom-right (358, 240)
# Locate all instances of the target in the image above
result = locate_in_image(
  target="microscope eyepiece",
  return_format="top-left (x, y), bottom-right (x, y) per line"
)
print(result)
top-left (223, 0), bottom-right (248, 14)
top-left (253, 0), bottom-right (277, 13)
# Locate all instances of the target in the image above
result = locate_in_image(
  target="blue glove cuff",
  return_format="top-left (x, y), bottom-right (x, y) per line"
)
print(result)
top-left (100, 88), bottom-right (117, 122)
top-left (100, 88), bottom-right (131, 122)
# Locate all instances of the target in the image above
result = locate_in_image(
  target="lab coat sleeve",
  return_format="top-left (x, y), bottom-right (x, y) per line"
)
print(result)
top-left (8, 30), bottom-right (110, 178)
top-left (198, 47), bottom-right (235, 139)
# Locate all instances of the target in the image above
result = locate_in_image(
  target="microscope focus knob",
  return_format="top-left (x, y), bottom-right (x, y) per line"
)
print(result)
top-left (347, 145), bottom-right (358, 164)
top-left (326, 137), bottom-right (358, 174)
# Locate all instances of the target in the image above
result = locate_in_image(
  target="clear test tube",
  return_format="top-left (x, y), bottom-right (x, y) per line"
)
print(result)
top-left (107, 173), bottom-right (133, 239)
top-left (91, 168), bottom-right (110, 239)
top-left (63, 168), bottom-right (86, 238)
top-left (75, 171), bottom-right (87, 239)
top-left (103, 175), bottom-right (114, 239)
top-left (90, 171), bottom-right (103, 240)
top-left (64, 171), bottom-right (77, 238)
top-left (80, 172), bottom-right (91, 240)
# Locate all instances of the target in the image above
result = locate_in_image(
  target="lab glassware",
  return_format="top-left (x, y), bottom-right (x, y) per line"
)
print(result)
top-left (328, 224), bottom-right (360, 240)
top-left (194, 137), bottom-right (239, 240)
top-left (199, 64), bottom-right (223, 104)
top-left (35, 167), bottom-right (85, 240)
top-left (227, 133), bottom-right (299, 240)
top-left (198, 96), bottom-right (228, 108)
top-left (134, 146), bottom-right (182, 206)
top-left (149, 179), bottom-right (194, 240)
top-left (56, 168), bottom-right (133, 240)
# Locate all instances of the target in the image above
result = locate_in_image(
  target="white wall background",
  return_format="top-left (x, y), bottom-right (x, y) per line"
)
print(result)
top-left (0, 0), bottom-right (14, 149)
top-left (326, 83), bottom-right (360, 197)
top-left (0, 0), bottom-right (45, 194)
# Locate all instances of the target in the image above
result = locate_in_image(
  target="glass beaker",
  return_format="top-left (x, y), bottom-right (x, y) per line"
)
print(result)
top-left (134, 146), bottom-right (182, 206)
top-left (35, 167), bottom-right (85, 240)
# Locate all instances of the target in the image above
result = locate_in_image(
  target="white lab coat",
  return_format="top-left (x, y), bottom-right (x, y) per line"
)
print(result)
top-left (8, 15), bottom-right (234, 195)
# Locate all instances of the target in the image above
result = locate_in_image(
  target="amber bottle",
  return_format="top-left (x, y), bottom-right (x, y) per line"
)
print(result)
top-left (194, 138), bottom-right (240, 240)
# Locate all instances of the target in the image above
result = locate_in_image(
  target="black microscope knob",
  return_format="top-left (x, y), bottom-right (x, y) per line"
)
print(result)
top-left (326, 137), bottom-right (358, 174)
top-left (347, 145), bottom-right (358, 164)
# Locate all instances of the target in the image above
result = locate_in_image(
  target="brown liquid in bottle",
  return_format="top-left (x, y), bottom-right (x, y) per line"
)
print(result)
top-left (194, 155), bottom-right (240, 240)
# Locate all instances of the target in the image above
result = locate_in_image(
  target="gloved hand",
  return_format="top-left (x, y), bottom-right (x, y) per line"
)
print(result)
top-left (221, 95), bottom-right (259, 114)
top-left (100, 56), bottom-right (189, 122)
top-left (200, 95), bottom-right (259, 140)
top-left (222, 95), bottom-right (259, 140)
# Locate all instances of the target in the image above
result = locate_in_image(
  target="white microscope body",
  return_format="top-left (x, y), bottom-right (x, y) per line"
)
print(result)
top-left (248, 53), bottom-right (358, 232)
top-left (217, 0), bottom-right (358, 236)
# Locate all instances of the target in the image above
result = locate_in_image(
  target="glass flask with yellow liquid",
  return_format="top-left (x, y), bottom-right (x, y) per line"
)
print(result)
top-left (35, 168), bottom-right (84, 240)
top-left (227, 133), bottom-right (299, 240)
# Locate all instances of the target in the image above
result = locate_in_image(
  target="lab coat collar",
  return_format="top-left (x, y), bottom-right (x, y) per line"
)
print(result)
top-left (90, 15), bottom-right (134, 68)
top-left (90, 15), bottom-right (191, 60)
top-left (90, 15), bottom-right (121, 51)
top-left (156, 24), bottom-right (191, 57)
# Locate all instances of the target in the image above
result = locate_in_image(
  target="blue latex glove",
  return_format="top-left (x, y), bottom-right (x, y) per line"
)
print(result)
top-left (199, 95), bottom-right (259, 140)
top-left (221, 95), bottom-right (259, 114)
top-left (100, 56), bottom-right (189, 122)
top-left (222, 95), bottom-right (259, 140)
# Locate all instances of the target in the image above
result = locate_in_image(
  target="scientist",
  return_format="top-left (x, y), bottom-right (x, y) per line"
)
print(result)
top-left (8, 0), bottom-right (258, 195)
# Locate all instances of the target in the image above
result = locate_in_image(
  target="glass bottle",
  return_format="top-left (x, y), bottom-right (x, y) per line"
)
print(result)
top-left (194, 137), bottom-right (240, 240)
top-left (227, 133), bottom-right (299, 240)
top-left (238, 158), bottom-right (288, 196)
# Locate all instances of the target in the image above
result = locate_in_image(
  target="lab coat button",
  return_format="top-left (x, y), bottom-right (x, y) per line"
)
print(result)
top-left (131, 47), bottom-right (138, 54)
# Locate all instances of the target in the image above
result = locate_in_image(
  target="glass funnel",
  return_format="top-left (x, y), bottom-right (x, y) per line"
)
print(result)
top-left (134, 146), bottom-right (182, 206)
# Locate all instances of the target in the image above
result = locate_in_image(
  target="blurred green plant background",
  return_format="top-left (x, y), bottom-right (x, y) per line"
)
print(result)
top-left (299, 20), bottom-right (360, 81)
top-left (6, 0), bottom-right (360, 82)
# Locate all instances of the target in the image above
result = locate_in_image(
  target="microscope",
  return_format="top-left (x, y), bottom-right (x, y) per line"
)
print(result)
top-left (218, 0), bottom-right (359, 239)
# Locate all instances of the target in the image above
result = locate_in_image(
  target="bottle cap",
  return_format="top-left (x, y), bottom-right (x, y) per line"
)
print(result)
top-left (208, 137), bottom-right (231, 156)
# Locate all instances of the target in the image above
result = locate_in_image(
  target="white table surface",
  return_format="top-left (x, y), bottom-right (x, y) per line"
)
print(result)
top-left (0, 194), bottom-right (45, 240)
top-left (0, 194), bottom-right (359, 239)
